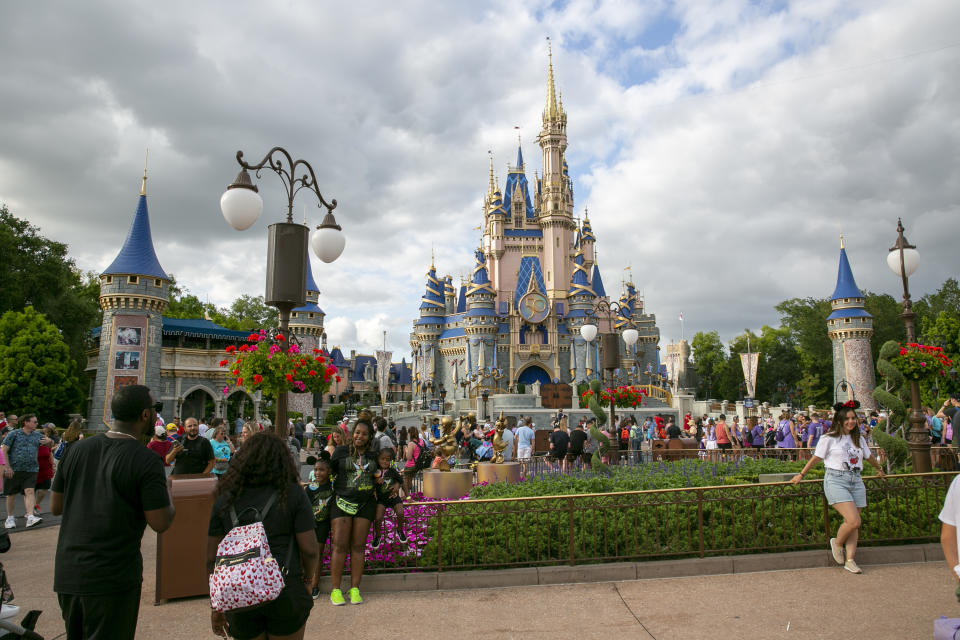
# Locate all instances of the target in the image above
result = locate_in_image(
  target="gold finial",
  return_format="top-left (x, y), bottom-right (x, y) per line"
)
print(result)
top-left (545, 37), bottom-right (559, 119)
top-left (840, 233), bottom-right (844, 249)
top-left (583, 206), bottom-right (589, 221)
top-left (431, 244), bottom-right (435, 268)
top-left (140, 148), bottom-right (149, 196)
top-left (487, 151), bottom-right (495, 198)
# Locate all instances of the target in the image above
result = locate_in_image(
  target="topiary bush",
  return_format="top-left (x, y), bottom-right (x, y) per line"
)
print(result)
top-left (874, 340), bottom-right (906, 434)
top-left (586, 379), bottom-right (611, 471)
top-left (872, 422), bottom-right (910, 471)
top-left (323, 403), bottom-right (345, 425)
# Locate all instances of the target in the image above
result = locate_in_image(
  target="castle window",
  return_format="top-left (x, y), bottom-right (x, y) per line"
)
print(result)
top-left (105, 276), bottom-right (113, 285)
top-left (154, 278), bottom-right (162, 287)
top-left (308, 313), bottom-right (314, 319)
top-left (128, 276), bottom-right (138, 285)
top-left (844, 318), bottom-right (851, 324)
top-left (556, 237), bottom-right (560, 248)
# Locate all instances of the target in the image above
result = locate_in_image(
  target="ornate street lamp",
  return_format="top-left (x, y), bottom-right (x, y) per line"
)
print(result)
top-left (579, 300), bottom-right (640, 430)
top-left (887, 218), bottom-right (929, 472)
top-left (220, 147), bottom-right (343, 438)
top-left (834, 378), bottom-right (855, 405)
top-left (481, 388), bottom-right (490, 421)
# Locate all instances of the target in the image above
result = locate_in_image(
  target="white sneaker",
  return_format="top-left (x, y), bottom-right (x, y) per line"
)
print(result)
top-left (25, 514), bottom-right (41, 528)
top-left (3, 517), bottom-right (14, 529)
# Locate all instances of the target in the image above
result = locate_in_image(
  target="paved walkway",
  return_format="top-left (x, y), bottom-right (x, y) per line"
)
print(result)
top-left (4, 524), bottom-right (957, 639)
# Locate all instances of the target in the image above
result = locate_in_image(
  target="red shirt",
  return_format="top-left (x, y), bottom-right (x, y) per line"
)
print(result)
top-left (37, 445), bottom-right (54, 483)
top-left (147, 439), bottom-right (173, 465)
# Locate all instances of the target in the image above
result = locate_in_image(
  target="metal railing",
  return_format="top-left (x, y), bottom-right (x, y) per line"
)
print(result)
top-left (366, 472), bottom-right (954, 573)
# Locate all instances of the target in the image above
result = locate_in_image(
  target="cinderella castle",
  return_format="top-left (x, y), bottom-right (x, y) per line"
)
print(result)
top-left (410, 50), bottom-right (661, 404)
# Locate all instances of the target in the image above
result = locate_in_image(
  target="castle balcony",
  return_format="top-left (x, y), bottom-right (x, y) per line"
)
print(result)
top-left (161, 348), bottom-right (229, 377)
top-left (517, 344), bottom-right (553, 360)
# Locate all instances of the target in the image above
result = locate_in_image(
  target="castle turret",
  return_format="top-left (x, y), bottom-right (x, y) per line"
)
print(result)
top-left (444, 276), bottom-right (456, 315)
top-left (566, 248), bottom-right (595, 381)
top-left (466, 248), bottom-right (498, 373)
top-left (289, 258), bottom-right (325, 339)
top-left (580, 211), bottom-right (596, 267)
top-left (90, 171), bottom-right (170, 427)
top-left (827, 238), bottom-right (876, 410)
top-left (538, 43), bottom-right (576, 301)
top-left (411, 262), bottom-right (444, 387)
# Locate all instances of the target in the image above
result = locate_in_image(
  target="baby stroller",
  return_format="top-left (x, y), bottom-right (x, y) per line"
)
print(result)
top-left (0, 530), bottom-right (44, 640)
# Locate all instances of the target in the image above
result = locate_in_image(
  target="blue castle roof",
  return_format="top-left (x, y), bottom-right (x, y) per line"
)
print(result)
top-left (831, 248), bottom-right (864, 300)
top-left (102, 195), bottom-right (168, 280)
top-left (827, 307), bottom-right (873, 320)
top-left (503, 164), bottom-right (535, 220)
top-left (516, 144), bottom-right (524, 169)
top-left (328, 347), bottom-right (349, 368)
top-left (580, 216), bottom-right (596, 244)
top-left (515, 256), bottom-right (546, 308)
top-left (456, 285), bottom-right (466, 313)
top-left (467, 248), bottom-right (495, 296)
top-left (591, 264), bottom-right (607, 298)
top-left (568, 250), bottom-right (594, 297)
top-left (420, 265), bottom-right (445, 310)
top-left (293, 259), bottom-right (323, 314)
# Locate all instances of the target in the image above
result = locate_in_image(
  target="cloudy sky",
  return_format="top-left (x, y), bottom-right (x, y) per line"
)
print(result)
top-left (1, 0), bottom-right (958, 356)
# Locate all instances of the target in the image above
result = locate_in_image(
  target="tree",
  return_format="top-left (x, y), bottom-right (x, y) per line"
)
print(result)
top-left (221, 294), bottom-right (278, 331)
top-left (0, 206), bottom-right (99, 360)
top-left (691, 331), bottom-right (725, 398)
top-left (0, 307), bottom-right (80, 424)
top-left (775, 297), bottom-right (832, 405)
top-left (864, 292), bottom-right (906, 363)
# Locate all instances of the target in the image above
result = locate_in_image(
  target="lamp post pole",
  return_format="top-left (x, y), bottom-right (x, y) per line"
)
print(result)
top-left (579, 300), bottom-right (640, 433)
top-left (220, 148), bottom-right (343, 439)
top-left (888, 219), bottom-right (929, 472)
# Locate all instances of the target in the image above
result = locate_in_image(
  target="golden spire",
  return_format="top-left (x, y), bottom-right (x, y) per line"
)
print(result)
top-left (840, 233), bottom-right (845, 249)
top-left (545, 38), bottom-right (559, 120)
top-left (487, 151), bottom-right (495, 198)
top-left (140, 148), bottom-right (149, 196)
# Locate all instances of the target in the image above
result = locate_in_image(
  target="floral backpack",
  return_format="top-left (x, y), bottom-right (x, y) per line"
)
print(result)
top-left (209, 494), bottom-right (293, 612)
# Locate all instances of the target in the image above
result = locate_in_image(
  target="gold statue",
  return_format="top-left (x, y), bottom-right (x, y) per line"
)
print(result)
top-left (429, 416), bottom-right (458, 471)
top-left (491, 411), bottom-right (508, 464)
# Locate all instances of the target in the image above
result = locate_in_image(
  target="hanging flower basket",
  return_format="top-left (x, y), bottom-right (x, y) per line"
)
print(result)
top-left (889, 342), bottom-right (954, 382)
top-left (580, 385), bottom-right (648, 408)
top-left (220, 329), bottom-right (340, 397)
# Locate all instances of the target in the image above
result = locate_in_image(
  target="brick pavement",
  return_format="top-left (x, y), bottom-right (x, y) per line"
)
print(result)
top-left (2, 524), bottom-right (957, 639)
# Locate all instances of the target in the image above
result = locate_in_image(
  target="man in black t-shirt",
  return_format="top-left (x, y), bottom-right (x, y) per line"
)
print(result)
top-left (166, 417), bottom-right (215, 475)
top-left (52, 384), bottom-right (174, 640)
top-left (548, 426), bottom-right (570, 472)
top-left (567, 424), bottom-right (588, 469)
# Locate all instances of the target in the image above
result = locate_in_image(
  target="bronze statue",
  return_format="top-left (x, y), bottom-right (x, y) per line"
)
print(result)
top-left (491, 411), bottom-right (508, 464)
top-left (430, 415), bottom-right (458, 471)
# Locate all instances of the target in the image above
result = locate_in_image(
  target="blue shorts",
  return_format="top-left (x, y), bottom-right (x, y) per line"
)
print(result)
top-left (823, 468), bottom-right (867, 508)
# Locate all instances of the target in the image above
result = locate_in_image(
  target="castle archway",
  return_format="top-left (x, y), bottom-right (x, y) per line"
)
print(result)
top-left (181, 385), bottom-right (217, 422)
top-left (516, 364), bottom-right (551, 387)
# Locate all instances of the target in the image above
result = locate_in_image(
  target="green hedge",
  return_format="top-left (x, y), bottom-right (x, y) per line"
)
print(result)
top-left (415, 463), bottom-right (944, 570)
top-left (323, 404), bottom-right (345, 425)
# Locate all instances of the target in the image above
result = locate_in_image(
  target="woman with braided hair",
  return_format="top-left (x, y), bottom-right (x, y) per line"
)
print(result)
top-left (790, 401), bottom-right (885, 574)
top-left (327, 410), bottom-right (378, 606)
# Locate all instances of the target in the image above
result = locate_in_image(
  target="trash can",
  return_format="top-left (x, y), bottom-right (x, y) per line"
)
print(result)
top-left (155, 474), bottom-right (217, 604)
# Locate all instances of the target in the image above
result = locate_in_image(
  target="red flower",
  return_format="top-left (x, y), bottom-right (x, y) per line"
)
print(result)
top-left (237, 377), bottom-right (244, 385)
top-left (218, 359), bottom-right (228, 367)
top-left (225, 345), bottom-right (236, 353)
top-left (248, 333), bottom-right (259, 342)
top-left (335, 375), bottom-right (341, 382)
top-left (308, 370), bottom-right (316, 376)
top-left (253, 374), bottom-right (263, 384)
top-left (238, 344), bottom-right (249, 352)
top-left (317, 357), bottom-right (325, 364)
top-left (285, 373), bottom-right (293, 382)
top-left (232, 370), bottom-right (239, 377)
top-left (276, 334), bottom-right (286, 342)
top-left (313, 348), bottom-right (321, 354)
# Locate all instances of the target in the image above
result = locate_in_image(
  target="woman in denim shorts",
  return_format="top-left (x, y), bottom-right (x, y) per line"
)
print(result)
top-left (790, 401), bottom-right (885, 574)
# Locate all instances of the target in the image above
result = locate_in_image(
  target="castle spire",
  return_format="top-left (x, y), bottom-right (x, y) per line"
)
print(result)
top-left (103, 176), bottom-right (168, 280)
top-left (488, 152), bottom-right (495, 199)
top-left (140, 149), bottom-right (148, 196)
top-left (545, 39), bottom-right (559, 120)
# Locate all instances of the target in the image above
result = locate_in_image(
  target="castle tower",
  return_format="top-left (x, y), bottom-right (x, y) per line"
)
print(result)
top-left (579, 211), bottom-right (596, 268)
top-left (465, 248), bottom-right (498, 374)
top-left (566, 247), bottom-right (596, 381)
top-left (289, 258), bottom-right (325, 340)
top-left (827, 239), bottom-right (876, 410)
top-left (483, 158), bottom-right (507, 294)
top-left (538, 44), bottom-right (576, 301)
top-left (90, 171), bottom-right (170, 428)
top-left (411, 262), bottom-right (444, 389)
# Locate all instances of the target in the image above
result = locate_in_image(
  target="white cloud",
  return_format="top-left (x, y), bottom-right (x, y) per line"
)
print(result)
top-left (0, 0), bottom-right (957, 355)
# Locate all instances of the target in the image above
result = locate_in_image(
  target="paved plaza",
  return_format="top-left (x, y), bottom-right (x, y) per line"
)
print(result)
top-left (2, 523), bottom-right (955, 640)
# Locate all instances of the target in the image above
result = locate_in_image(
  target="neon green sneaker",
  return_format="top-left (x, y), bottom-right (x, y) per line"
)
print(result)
top-left (348, 587), bottom-right (363, 605)
top-left (330, 588), bottom-right (346, 606)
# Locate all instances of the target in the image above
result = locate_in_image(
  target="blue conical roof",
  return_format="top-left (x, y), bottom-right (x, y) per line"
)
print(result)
top-left (103, 195), bottom-right (168, 279)
top-left (419, 265), bottom-right (445, 310)
top-left (568, 250), bottom-right (594, 297)
top-left (467, 248), bottom-right (495, 295)
top-left (305, 258), bottom-right (319, 294)
top-left (831, 248), bottom-right (863, 300)
top-left (516, 144), bottom-right (524, 169)
top-left (591, 264), bottom-right (607, 298)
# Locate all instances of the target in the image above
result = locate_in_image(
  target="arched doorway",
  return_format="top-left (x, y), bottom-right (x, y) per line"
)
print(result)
top-left (181, 387), bottom-right (216, 422)
top-left (225, 391), bottom-right (253, 427)
top-left (517, 365), bottom-right (551, 387)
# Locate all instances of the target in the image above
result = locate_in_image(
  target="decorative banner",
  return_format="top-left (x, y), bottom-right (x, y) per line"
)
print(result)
top-left (104, 314), bottom-right (148, 427)
top-left (740, 351), bottom-right (760, 399)
top-left (376, 349), bottom-right (392, 409)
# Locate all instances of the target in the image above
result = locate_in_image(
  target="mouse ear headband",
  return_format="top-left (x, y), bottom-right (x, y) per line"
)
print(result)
top-left (832, 400), bottom-right (860, 412)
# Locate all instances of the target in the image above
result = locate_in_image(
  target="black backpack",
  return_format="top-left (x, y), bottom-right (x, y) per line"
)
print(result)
top-left (413, 439), bottom-right (433, 471)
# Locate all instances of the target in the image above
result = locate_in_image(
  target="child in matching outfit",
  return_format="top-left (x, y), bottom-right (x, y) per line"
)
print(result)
top-left (371, 448), bottom-right (407, 548)
top-left (304, 455), bottom-right (334, 599)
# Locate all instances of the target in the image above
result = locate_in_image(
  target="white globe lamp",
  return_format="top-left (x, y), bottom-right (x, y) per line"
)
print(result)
top-left (621, 328), bottom-right (639, 347)
top-left (220, 169), bottom-right (263, 231)
top-left (579, 323), bottom-right (598, 343)
top-left (312, 211), bottom-right (346, 263)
